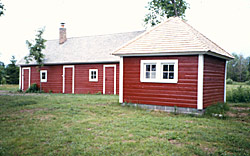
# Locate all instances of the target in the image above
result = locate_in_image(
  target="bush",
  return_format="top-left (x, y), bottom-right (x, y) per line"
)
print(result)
top-left (25, 83), bottom-right (39, 93)
top-left (245, 80), bottom-right (250, 85)
top-left (204, 102), bottom-right (230, 118)
top-left (226, 78), bottom-right (234, 84)
top-left (227, 86), bottom-right (250, 103)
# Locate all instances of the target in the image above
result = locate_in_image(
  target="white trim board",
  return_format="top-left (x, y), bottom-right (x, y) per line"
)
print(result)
top-left (224, 61), bottom-right (227, 102)
top-left (197, 54), bottom-right (204, 110)
top-left (63, 65), bottom-right (75, 94)
top-left (119, 57), bottom-right (123, 103)
top-left (19, 67), bottom-right (21, 89)
top-left (103, 64), bottom-right (116, 95)
top-left (21, 67), bottom-right (31, 90)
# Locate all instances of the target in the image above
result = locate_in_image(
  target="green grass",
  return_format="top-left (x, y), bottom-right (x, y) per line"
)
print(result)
top-left (0, 93), bottom-right (249, 155)
top-left (0, 84), bottom-right (19, 92)
top-left (227, 83), bottom-right (250, 92)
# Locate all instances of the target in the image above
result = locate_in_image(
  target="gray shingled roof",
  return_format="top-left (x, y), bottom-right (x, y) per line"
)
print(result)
top-left (18, 31), bottom-right (145, 65)
top-left (113, 17), bottom-right (234, 60)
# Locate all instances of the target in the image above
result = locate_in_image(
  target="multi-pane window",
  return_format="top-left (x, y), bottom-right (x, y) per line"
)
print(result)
top-left (89, 69), bottom-right (98, 81)
top-left (145, 64), bottom-right (156, 79)
top-left (162, 64), bottom-right (175, 79)
top-left (140, 60), bottom-right (178, 83)
top-left (40, 70), bottom-right (47, 82)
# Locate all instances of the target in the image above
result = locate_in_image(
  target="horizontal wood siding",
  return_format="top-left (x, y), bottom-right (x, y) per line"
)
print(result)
top-left (203, 55), bottom-right (225, 108)
top-left (21, 63), bottom-right (119, 94)
top-left (29, 65), bottom-right (63, 93)
top-left (123, 56), bottom-right (198, 108)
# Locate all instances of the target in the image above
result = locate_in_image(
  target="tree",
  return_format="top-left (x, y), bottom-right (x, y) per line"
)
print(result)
top-left (144, 0), bottom-right (189, 27)
top-left (5, 56), bottom-right (19, 84)
top-left (0, 61), bottom-right (5, 84)
top-left (0, 0), bottom-right (5, 17)
top-left (25, 28), bottom-right (46, 91)
top-left (227, 53), bottom-right (249, 82)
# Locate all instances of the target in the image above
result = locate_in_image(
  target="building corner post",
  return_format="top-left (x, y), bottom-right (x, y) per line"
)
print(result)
top-left (197, 54), bottom-right (204, 110)
top-left (224, 61), bottom-right (227, 103)
top-left (119, 56), bottom-right (123, 103)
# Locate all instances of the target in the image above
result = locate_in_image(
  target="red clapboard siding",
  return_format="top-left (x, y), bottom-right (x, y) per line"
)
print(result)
top-left (23, 69), bottom-right (29, 90)
top-left (29, 65), bottom-right (63, 93)
top-left (21, 63), bottom-right (119, 95)
top-left (105, 67), bottom-right (115, 94)
top-left (65, 67), bottom-right (73, 93)
top-left (123, 55), bottom-right (198, 108)
top-left (203, 55), bottom-right (225, 108)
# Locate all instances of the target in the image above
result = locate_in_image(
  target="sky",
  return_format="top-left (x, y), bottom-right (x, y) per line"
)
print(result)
top-left (0, 0), bottom-right (250, 65)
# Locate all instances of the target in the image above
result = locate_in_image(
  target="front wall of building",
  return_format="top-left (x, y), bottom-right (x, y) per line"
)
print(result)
top-left (123, 55), bottom-right (199, 108)
top-left (20, 63), bottom-right (119, 94)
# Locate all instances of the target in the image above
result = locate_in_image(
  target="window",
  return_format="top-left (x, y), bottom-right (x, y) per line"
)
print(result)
top-left (140, 60), bottom-right (178, 83)
top-left (40, 70), bottom-right (47, 82)
top-left (89, 69), bottom-right (98, 82)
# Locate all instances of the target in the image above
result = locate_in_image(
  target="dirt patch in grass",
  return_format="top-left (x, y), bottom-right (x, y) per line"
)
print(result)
top-left (38, 114), bottom-right (56, 121)
top-left (168, 139), bottom-right (183, 147)
top-left (20, 108), bottom-right (48, 114)
top-left (200, 144), bottom-right (217, 154)
top-left (231, 107), bottom-right (250, 111)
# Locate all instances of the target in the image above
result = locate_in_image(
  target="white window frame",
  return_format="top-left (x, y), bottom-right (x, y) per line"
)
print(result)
top-left (89, 69), bottom-right (98, 82)
top-left (140, 60), bottom-right (178, 83)
top-left (40, 70), bottom-right (47, 82)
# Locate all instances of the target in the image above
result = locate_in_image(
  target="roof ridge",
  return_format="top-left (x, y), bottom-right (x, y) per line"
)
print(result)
top-left (46, 30), bottom-right (146, 42)
top-left (182, 19), bottom-right (233, 58)
top-left (112, 18), bottom-right (174, 54)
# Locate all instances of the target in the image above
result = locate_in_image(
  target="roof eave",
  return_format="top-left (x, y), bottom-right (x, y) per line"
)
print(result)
top-left (18, 60), bottom-right (120, 66)
top-left (113, 51), bottom-right (234, 60)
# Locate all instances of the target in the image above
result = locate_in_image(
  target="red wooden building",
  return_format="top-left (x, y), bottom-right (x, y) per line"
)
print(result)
top-left (18, 23), bottom-right (144, 95)
top-left (113, 17), bottom-right (234, 112)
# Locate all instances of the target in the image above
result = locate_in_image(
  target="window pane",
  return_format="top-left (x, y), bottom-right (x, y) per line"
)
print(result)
top-left (152, 65), bottom-right (156, 71)
top-left (163, 72), bottom-right (168, 79)
top-left (146, 72), bottom-right (150, 78)
top-left (146, 65), bottom-right (150, 71)
top-left (151, 72), bottom-right (156, 78)
top-left (163, 65), bottom-right (168, 71)
top-left (169, 65), bottom-right (174, 71)
top-left (42, 73), bottom-right (46, 79)
top-left (169, 73), bottom-right (174, 79)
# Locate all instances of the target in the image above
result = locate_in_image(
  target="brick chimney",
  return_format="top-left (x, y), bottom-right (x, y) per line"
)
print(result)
top-left (59, 23), bottom-right (67, 44)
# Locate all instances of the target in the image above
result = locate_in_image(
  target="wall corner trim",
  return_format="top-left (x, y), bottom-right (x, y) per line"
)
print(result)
top-left (119, 57), bottom-right (123, 103)
top-left (197, 54), bottom-right (204, 110)
top-left (224, 61), bottom-right (227, 102)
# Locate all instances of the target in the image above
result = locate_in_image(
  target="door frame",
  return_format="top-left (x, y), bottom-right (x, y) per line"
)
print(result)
top-left (103, 64), bottom-right (116, 95)
top-left (63, 65), bottom-right (75, 94)
top-left (21, 67), bottom-right (31, 90)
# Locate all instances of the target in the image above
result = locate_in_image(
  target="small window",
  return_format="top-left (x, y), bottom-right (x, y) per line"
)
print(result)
top-left (89, 69), bottom-right (98, 82)
top-left (140, 60), bottom-right (178, 83)
top-left (40, 70), bottom-right (47, 82)
top-left (145, 64), bottom-right (156, 79)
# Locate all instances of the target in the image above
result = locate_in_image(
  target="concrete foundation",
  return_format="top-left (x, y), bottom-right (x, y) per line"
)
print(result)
top-left (122, 103), bottom-right (204, 115)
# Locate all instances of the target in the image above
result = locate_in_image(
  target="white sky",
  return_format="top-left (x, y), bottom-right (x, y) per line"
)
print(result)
top-left (0, 0), bottom-right (250, 65)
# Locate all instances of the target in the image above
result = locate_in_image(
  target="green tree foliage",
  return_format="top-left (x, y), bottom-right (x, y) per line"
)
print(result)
top-left (5, 56), bottom-right (19, 84)
top-left (25, 28), bottom-right (46, 91)
top-left (227, 53), bottom-right (249, 82)
top-left (144, 0), bottom-right (189, 27)
top-left (0, 0), bottom-right (5, 16)
top-left (0, 61), bottom-right (5, 84)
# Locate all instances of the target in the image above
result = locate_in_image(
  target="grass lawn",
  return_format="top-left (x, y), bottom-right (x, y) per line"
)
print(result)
top-left (0, 84), bottom-right (19, 92)
top-left (0, 85), bottom-right (249, 155)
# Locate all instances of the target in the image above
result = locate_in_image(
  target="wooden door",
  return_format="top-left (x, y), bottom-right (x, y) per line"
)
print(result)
top-left (104, 66), bottom-right (116, 94)
top-left (22, 68), bottom-right (30, 91)
top-left (63, 66), bottom-right (74, 94)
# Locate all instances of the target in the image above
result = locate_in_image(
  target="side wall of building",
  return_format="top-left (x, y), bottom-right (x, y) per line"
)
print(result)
top-left (20, 63), bottom-right (119, 94)
top-left (123, 55), bottom-right (198, 108)
top-left (203, 55), bottom-right (226, 108)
